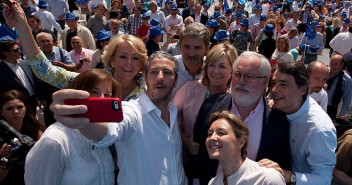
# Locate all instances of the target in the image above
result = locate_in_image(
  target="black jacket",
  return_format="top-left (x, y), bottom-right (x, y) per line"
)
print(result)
top-left (192, 94), bottom-right (291, 185)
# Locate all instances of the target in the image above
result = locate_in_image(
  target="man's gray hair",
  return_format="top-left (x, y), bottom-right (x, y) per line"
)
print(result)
top-left (179, 22), bottom-right (210, 49)
top-left (36, 32), bottom-right (53, 43)
top-left (144, 51), bottom-right (179, 78)
top-left (233, 51), bottom-right (271, 77)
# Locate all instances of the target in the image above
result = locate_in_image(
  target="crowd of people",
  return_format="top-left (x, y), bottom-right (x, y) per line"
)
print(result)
top-left (0, 0), bottom-right (352, 184)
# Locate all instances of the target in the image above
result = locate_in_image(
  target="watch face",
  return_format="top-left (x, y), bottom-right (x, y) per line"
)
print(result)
top-left (291, 173), bottom-right (296, 183)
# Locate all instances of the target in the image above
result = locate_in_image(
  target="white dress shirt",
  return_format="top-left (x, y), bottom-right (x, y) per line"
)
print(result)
top-left (33, 9), bottom-right (63, 33)
top-left (25, 122), bottom-right (115, 185)
top-left (165, 14), bottom-right (183, 35)
top-left (329, 32), bottom-right (352, 55)
top-left (96, 92), bottom-right (188, 185)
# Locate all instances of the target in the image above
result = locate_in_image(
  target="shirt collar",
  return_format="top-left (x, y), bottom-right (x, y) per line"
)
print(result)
top-left (287, 97), bottom-right (309, 122)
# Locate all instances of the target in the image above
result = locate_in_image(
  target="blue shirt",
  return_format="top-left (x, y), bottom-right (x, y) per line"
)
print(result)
top-left (44, 46), bottom-right (74, 65)
top-left (287, 97), bottom-right (336, 185)
top-left (326, 71), bottom-right (352, 115)
top-left (300, 32), bottom-right (324, 54)
top-left (0, 23), bottom-right (18, 40)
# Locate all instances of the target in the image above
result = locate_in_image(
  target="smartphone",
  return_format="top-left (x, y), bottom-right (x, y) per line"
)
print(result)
top-left (64, 98), bottom-right (123, 122)
top-left (1, 0), bottom-right (12, 6)
top-left (173, 35), bottom-right (179, 39)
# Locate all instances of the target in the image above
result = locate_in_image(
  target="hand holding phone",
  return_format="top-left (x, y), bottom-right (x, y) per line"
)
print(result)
top-left (64, 98), bottom-right (123, 122)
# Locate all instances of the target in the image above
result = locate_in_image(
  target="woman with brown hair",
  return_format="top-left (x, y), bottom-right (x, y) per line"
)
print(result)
top-left (24, 69), bottom-right (120, 185)
top-left (172, 43), bottom-right (237, 183)
top-left (0, 90), bottom-right (45, 185)
top-left (206, 111), bottom-right (285, 185)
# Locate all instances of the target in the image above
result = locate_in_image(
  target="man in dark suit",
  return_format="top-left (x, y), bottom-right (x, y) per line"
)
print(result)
top-left (191, 51), bottom-right (291, 184)
top-left (0, 38), bottom-right (43, 114)
top-left (182, 0), bottom-right (195, 20)
top-left (194, 3), bottom-right (208, 25)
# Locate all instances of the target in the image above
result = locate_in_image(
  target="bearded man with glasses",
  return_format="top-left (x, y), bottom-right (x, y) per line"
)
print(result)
top-left (192, 51), bottom-right (292, 184)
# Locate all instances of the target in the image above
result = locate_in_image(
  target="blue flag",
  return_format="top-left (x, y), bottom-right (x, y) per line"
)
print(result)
top-left (75, 0), bottom-right (90, 5)
top-left (239, 0), bottom-right (247, 5)
top-left (224, 0), bottom-right (230, 11)
top-left (305, 14), bottom-right (315, 40)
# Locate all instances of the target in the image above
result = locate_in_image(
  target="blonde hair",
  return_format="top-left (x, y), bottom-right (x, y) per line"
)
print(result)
top-left (102, 34), bottom-right (148, 71)
top-left (276, 36), bottom-right (290, 52)
top-left (201, 43), bottom-right (238, 86)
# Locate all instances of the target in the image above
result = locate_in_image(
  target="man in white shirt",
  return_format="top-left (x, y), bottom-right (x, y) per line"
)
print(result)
top-left (248, 5), bottom-right (262, 29)
top-left (49, 51), bottom-right (188, 185)
top-left (147, 0), bottom-right (166, 28)
top-left (284, 11), bottom-right (301, 31)
top-left (33, 0), bottom-right (63, 34)
top-left (171, 22), bottom-right (210, 96)
top-left (307, 61), bottom-right (329, 112)
top-left (330, 25), bottom-right (352, 55)
top-left (165, 4), bottom-right (183, 36)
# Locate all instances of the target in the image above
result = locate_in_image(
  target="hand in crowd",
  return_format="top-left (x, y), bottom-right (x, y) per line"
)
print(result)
top-left (50, 89), bottom-right (90, 129)
top-left (258, 158), bottom-right (291, 183)
top-left (185, 136), bottom-right (200, 155)
top-left (0, 144), bottom-right (11, 159)
top-left (2, 0), bottom-right (27, 28)
top-left (52, 61), bottom-right (64, 67)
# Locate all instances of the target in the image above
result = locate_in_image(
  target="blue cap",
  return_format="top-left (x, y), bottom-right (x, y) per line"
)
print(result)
top-left (65, 12), bottom-right (79, 20)
top-left (0, 36), bottom-right (14, 41)
top-left (298, 2), bottom-right (302, 7)
top-left (38, 0), bottom-right (48, 7)
top-left (336, 5), bottom-right (341, 9)
top-left (165, 0), bottom-right (173, 3)
top-left (299, 43), bottom-right (309, 51)
top-left (240, 19), bottom-right (249, 26)
top-left (305, 3), bottom-right (312, 8)
top-left (91, 3), bottom-right (98, 9)
top-left (205, 20), bottom-right (219, 27)
top-left (142, 13), bottom-right (150, 19)
top-left (211, 12), bottom-right (221, 19)
top-left (225, 8), bottom-right (233, 14)
top-left (341, 12), bottom-right (347, 17)
top-left (213, 30), bottom-right (228, 41)
top-left (319, 14), bottom-right (325, 19)
top-left (272, 5), bottom-right (278, 11)
top-left (343, 18), bottom-right (350, 24)
top-left (311, 20), bottom-right (320, 26)
top-left (96, 30), bottom-right (110, 41)
top-left (148, 26), bottom-right (164, 36)
top-left (313, 1), bottom-right (318, 5)
top-left (235, 12), bottom-right (242, 18)
top-left (264, 24), bottom-right (274, 33)
top-left (204, 3), bottom-right (210, 7)
top-left (148, 19), bottom-right (160, 26)
top-left (255, 5), bottom-right (262, 10)
top-left (259, 14), bottom-right (267, 20)
top-left (346, 2), bottom-right (351, 6)
top-left (170, 4), bottom-right (178, 10)
top-left (328, 7), bottom-right (333, 11)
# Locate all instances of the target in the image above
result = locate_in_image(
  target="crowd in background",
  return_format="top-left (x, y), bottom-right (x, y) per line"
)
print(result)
top-left (1, 0), bottom-right (352, 184)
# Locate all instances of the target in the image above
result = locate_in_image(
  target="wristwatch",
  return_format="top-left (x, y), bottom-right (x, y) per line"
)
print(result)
top-left (290, 172), bottom-right (296, 185)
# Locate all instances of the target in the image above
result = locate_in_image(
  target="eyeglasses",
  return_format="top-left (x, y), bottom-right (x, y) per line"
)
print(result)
top-left (10, 48), bottom-right (20, 53)
top-left (232, 72), bottom-right (266, 83)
